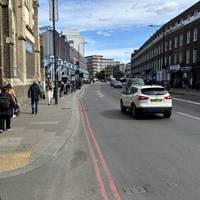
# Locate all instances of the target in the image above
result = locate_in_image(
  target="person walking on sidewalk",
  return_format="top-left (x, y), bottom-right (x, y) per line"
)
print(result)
top-left (7, 83), bottom-right (19, 118)
top-left (46, 78), bottom-right (54, 105)
top-left (0, 86), bottom-right (17, 132)
top-left (28, 81), bottom-right (42, 114)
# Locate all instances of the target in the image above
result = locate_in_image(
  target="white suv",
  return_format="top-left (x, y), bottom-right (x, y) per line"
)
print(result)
top-left (120, 85), bottom-right (172, 118)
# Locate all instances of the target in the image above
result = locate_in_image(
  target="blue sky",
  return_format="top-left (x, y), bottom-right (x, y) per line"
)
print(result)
top-left (39, 0), bottom-right (199, 63)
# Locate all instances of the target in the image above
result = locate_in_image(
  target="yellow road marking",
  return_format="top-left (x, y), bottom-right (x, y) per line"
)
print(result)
top-left (0, 152), bottom-right (31, 172)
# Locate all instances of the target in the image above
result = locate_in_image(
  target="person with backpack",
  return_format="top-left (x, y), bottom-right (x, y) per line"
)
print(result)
top-left (0, 86), bottom-right (17, 133)
top-left (28, 81), bottom-right (42, 114)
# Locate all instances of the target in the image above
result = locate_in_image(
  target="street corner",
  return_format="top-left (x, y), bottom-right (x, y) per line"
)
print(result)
top-left (0, 152), bottom-right (31, 173)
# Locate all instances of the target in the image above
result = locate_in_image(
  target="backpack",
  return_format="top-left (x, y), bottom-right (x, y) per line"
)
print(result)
top-left (0, 96), bottom-right (10, 109)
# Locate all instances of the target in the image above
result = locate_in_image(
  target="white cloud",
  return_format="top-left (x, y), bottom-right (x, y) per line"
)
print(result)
top-left (86, 47), bottom-right (136, 63)
top-left (39, 0), bottom-right (199, 31)
top-left (97, 31), bottom-right (111, 37)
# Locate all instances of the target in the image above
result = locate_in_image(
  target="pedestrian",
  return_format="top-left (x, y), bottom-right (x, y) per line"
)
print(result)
top-left (46, 78), bottom-right (54, 105)
top-left (38, 81), bottom-right (45, 100)
top-left (28, 81), bottom-right (42, 114)
top-left (7, 83), bottom-right (18, 117)
top-left (59, 81), bottom-right (65, 98)
top-left (0, 86), bottom-right (17, 132)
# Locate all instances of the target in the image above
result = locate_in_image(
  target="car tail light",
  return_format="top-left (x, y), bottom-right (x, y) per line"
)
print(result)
top-left (137, 95), bottom-right (149, 100)
top-left (164, 95), bottom-right (172, 100)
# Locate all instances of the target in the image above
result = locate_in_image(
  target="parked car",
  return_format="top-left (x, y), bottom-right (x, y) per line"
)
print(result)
top-left (114, 81), bottom-right (122, 88)
top-left (120, 85), bottom-right (172, 118)
top-left (110, 78), bottom-right (117, 86)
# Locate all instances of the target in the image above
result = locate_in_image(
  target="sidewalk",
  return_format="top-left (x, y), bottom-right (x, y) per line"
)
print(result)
top-left (170, 88), bottom-right (200, 97)
top-left (0, 91), bottom-right (80, 178)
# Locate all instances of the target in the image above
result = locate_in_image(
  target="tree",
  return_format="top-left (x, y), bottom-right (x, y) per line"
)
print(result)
top-left (114, 71), bottom-right (125, 80)
top-left (96, 70), bottom-right (105, 80)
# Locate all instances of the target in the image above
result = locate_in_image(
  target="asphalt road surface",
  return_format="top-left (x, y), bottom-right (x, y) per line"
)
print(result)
top-left (1, 83), bottom-right (200, 200)
top-left (80, 82), bottom-right (200, 200)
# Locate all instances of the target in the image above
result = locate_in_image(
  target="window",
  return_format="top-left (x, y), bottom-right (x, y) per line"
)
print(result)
top-left (174, 37), bottom-right (178, 48)
top-left (141, 88), bottom-right (167, 95)
top-left (131, 87), bottom-right (138, 94)
top-left (174, 54), bottom-right (177, 64)
top-left (169, 40), bottom-right (172, 50)
top-left (193, 28), bottom-right (198, 41)
top-left (165, 56), bottom-right (167, 65)
top-left (179, 52), bottom-right (182, 63)
top-left (193, 49), bottom-right (197, 63)
top-left (26, 41), bottom-right (33, 54)
top-left (169, 55), bottom-right (172, 65)
top-left (187, 31), bottom-right (191, 44)
top-left (180, 34), bottom-right (183, 46)
top-left (186, 49), bottom-right (190, 64)
top-left (165, 41), bottom-right (168, 51)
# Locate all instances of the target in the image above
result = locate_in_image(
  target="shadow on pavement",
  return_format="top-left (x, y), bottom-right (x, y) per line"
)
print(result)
top-left (101, 110), bottom-right (132, 120)
top-left (101, 110), bottom-right (165, 121)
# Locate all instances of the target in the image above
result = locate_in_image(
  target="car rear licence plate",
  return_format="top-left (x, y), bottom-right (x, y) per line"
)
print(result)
top-left (151, 99), bottom-right (162, 102)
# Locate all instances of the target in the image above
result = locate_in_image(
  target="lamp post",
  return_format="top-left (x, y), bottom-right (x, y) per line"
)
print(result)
top-left (148, 24), bottom-right (165, 83)
top-left (77, 42), bottom-right (88, 88)
top-left (49, 0), bottom-right (59, 104)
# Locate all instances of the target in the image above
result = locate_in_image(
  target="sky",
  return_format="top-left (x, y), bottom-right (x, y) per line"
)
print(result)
top-left (39, 0), bottom-right (199, 63)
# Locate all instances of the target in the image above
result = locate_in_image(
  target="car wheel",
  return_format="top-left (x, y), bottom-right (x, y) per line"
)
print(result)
top-left (120, 100), bottom-right (126, 113)
top-left (163, 111), bottom-right (171, 118)
top-left (131, 103), bottom-right (138, 118)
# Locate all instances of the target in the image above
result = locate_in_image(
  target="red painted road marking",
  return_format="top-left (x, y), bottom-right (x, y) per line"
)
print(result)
top-left (80, 101), bottom-right (122, 200)
top-left (79, 103), bottom-right (109, 200)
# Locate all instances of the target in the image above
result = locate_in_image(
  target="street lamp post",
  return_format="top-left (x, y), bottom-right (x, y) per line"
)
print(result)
top-left (148, 24), bottom-right (165, 83)
top-left (77, 42), bottom-right (88, 87)
top-left (49, 0), bottom-right (58, 104)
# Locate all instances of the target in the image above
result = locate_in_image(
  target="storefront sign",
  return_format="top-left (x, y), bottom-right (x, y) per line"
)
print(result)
top-left (169, 65), bottom-right (180, 71)
top-left (181, 66), bottom-right (192, 71)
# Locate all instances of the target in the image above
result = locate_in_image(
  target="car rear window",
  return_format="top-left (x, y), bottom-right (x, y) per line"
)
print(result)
top-left (141, 88), bottom-right (167, 95)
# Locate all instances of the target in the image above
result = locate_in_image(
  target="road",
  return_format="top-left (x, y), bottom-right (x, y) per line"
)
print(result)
top-left (0, 83), bottom-right (200, 200)
top-left (80, 82), bottom-right (200, 200)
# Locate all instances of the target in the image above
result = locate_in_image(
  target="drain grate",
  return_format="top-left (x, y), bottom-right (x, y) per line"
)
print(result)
top-left (122, 186), bottom-right (146, 194)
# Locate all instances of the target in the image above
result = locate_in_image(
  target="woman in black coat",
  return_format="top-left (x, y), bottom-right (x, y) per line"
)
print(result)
top-left (0, 86), bottom-right (16, 133)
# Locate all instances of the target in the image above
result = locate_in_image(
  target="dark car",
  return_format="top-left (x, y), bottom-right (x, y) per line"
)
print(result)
top-left (126, 78), bottom-right (145, 90)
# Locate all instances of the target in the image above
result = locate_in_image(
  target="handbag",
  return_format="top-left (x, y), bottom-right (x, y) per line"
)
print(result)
top-left (14, 103), bottom-right (20, 116)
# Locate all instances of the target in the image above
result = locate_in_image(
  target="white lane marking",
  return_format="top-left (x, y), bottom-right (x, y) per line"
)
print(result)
top-left (173, 97), bottom-right (200, 105)
top-left (97, 91), bottom-right (104, 98)
top-left (177, 112), bottom-right (200, 121)
top-left (29, 121), bottom-right (59, 125)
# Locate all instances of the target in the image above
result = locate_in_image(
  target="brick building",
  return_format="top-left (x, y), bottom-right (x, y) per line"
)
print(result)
top-left (0, 0), bottom-right (41, 103)
top-left (131, 1), bottom-right (200, 88)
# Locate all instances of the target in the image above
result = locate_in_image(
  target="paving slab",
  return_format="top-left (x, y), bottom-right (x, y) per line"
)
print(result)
top-left (0, 90), bottom-right (81, 178)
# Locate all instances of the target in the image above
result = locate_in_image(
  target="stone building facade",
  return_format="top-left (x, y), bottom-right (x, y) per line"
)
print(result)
top-left (0, 0), bottom-right (41, 103)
